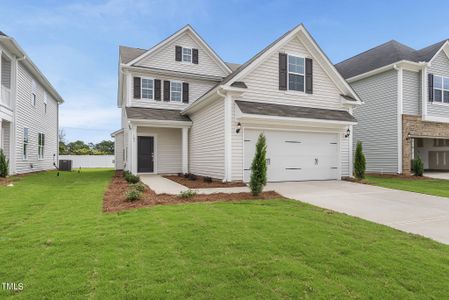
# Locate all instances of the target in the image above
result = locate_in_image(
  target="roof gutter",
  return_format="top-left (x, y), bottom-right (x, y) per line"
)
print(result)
top-left (0, 35), bottom-right (64, 103)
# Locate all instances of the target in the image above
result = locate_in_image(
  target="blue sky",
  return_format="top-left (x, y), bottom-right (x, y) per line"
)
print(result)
top-left (1, 0), bottom-right (449, 143)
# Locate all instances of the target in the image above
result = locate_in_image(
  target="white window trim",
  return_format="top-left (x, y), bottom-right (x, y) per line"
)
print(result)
top-left (38, 132), bottom-right (45, 160)
top-left (286, 53), bottom-right (306, 93)
top-left (181, 47), bottom-right (193, 64)
top-left (44, 91), bottom-right (48, 113)
top-left (23, 128), bottom-right (29, 160)
top-left (141, 77), bottom-right (155, 100)
top-left (433, 75), bottom-right (449, 104)
top-left (170, 81), bottom-right (183, 103)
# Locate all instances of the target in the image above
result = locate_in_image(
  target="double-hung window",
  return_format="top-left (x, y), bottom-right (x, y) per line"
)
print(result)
top-left (182, 48), bottom-right (192, 63)
top-left (44, 92), bottom-right (48, 113)
top-left (287, 55), bottom-right (305, 92)
top-left (38, 133), bottom-right (45, 160)
top-left (31, 80), bottom-right (37, 106)
top-left (170, 81), bottom-right (182, 102)
top-left (433, 76), bottom-right (449, 103)
top-left (23, 128), bottom-right (29, 160)
top-left (141, 78), bottom-right (154, 100)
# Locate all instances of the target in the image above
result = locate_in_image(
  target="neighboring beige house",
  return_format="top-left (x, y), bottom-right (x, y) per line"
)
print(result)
top-left (336, 39), bottom-right (449, 174)
top-left (112, 24), bottom-right (361, 182)
top-left (0, 31), bottom-right (63, 175)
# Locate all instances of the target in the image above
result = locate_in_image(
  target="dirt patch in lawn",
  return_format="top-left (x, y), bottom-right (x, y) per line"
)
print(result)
top-left (164, 175), bottom-right (246, 188)
top-left (104, 171), bottom-right (281, 212)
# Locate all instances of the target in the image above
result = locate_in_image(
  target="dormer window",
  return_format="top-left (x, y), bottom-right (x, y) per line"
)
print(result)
top-left (182, 48), bottom-right (192, 63)
top-left (287, 55), bottom-right (305, 92)
top-left (433, 75), bottom-right (449, 103)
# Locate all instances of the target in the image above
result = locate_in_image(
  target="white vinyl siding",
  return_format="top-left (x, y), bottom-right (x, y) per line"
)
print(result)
top-left (137, 127), bottom-right (182, 174)
top-left (402, 70), bottom-right (421, 115)
top-left (340, 133), bottom-right (350, 177)
top-left (1, 121), bottom-right (11, 161)
top-left (129, 72), bottom-right (217, 109)
top-left (15, 62), bottom-right (58, 174)
top-left (189, 99), bottom-right (225, 179)
top-left (135, 32), bottom-right (228, 77)
top-left (351, 69), bottom-right (399, 173)
top-left (239, 36), bottom-right (342, 109)
top-left (428, 51), bottom-right (449, 118)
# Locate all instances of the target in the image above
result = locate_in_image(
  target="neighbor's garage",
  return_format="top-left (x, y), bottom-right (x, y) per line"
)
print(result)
top-left (244, 130), bottom-right (339, 182)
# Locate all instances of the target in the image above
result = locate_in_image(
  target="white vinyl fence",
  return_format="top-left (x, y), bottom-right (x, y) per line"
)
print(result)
top-left (59, 155), bottom-right (114, 169)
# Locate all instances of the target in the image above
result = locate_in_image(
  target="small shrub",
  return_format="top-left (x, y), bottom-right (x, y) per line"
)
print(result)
top-left (188, 174), bottom-right (197, 181)
top-left (413, 155), bottom-right (424, 177)
top-left (203, 176), bottom-right (213, 183)
top-left (184, 173), bottom-right (190, 179)
top-left (250, 133), bottom-right (267, 196)
top-left (125, 189), bottom-right (142, 201)
top-left (354, 141), bottom-right (366, 180)
top-left (125, 173), bottom-right (140, 184)
top-left (177, 173), bottom-right (183, 177)
top-left (179, 189), bottom-right (197, 198)
top-left (0, 149), bottom-right (8, 178)
top-left (130, 182), bottom-right (146, 192)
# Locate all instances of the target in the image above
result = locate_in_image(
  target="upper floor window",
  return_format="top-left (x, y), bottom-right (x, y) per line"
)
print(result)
top-left (31, 80), bottom-right (37, 107)
top-left (182, 48), bottom-right (192, 63)
top-left (288, 55), bottom-right (305, 92)
top-left (141, 78), bottom-right (154, 100)
top-left (433, 75), bottom-right (449, 103)
top-left (170, 81), bottom-right (182, 102)
top-left (44, 92), bottom-right (48, 113)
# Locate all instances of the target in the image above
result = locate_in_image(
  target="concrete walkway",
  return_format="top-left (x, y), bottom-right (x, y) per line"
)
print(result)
top-left (140, 174), bottom-right (188, 194)
top-left (425, 172), bottom-right (449, 180)
top-left (270, 180), bottom-right (449, 245)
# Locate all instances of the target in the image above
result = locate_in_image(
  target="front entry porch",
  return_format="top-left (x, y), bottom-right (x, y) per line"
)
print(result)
top-left (403, 115), bottom-right (449, 174)
top-left (127, 124), bottom-right (190, 175)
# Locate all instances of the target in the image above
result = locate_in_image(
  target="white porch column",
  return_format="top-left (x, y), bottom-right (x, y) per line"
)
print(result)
top-left (223, 94), bottom-right (233, 182)
top-left (131, 125), bottom-right (137, 174)
top-left (182, 127), bottom-right (189, 174)
top-left (0, 119), bottom-right (3, 152)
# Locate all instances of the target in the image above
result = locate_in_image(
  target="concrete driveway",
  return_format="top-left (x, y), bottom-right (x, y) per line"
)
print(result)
top-left (425, 172), bottom-right (449, 180)
top-left (268, 181), bottom-right (449, 245)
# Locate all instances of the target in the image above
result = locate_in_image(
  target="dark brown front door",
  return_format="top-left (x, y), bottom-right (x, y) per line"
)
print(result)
top-left (138, 136), bottom-right (154, 173)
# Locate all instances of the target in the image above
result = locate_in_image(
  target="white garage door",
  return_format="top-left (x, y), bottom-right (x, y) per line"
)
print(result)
top-left (244, 130), bottom-right (339, 182)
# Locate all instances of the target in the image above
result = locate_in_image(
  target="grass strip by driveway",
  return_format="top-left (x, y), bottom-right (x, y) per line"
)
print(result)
top-left (1, 169), bottom-right (449, 299)
top-left (366, 175), bottom-right (449, 198)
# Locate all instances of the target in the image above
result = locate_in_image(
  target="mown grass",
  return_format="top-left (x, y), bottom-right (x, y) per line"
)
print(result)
top-left (1, 169), bottom-right (449, 299)
top-left (367, 175), bottom-right (449, 198)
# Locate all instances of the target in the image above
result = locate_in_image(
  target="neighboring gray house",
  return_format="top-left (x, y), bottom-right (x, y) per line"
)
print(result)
top-left (336, 39), bottom-right (449, 174)
top-left (0, 31), bottom-right (63, 175)
top-left (112, 24), bottom-right (361, 182)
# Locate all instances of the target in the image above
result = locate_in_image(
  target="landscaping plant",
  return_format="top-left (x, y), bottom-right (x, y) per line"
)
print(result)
top-left (125, 173), bottom-right (140, 184)
top-left (250, 133), bottom-right (267, 196)
top-left (354, 141), bottom-right (366, 180)
top-left (0, 149), bottom-right (8, 178)
top-left (125, 189), bottom-right (142, 201)
top-left (413, 155), bottom-right (424, 177)
top-left (179, 189), bottom-right (197, 198)
top-left (130, 182), bottom-right (146, 192)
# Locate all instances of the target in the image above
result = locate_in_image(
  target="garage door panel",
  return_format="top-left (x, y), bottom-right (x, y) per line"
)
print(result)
top-left (244, 129), bottom-right (339, 182)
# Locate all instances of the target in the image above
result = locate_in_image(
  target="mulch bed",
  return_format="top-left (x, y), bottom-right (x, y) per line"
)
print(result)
top-left (164, 175), bottom-right (247, 188)
top-left (103, 171), bottom-right (282, 212)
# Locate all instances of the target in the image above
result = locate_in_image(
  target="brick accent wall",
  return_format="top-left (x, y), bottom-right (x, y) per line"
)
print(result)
top-left (402, 115), bottom-right (449, 174)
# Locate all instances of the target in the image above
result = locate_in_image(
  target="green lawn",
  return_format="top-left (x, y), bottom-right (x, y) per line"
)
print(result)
top-left (1, 170), bottom-right (449, 299)
top-left (367, 175), bottom-right (449, 198)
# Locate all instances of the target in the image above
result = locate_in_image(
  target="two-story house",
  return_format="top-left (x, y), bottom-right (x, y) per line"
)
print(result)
top-left (0, 31), bottom-right (63, 175)
top-left (336, 39), bottom-right (449, 174)
top-left (112, 24), bottom-right (361, 182)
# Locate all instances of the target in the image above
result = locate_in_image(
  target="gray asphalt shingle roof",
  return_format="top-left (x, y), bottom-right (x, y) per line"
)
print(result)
top-left (119, 46), bottom-right (147, 64)
top-left (336, 39), bottom-right (449, 79)
top-left (0, 31), bottom-right (7, 37)
top-left (125, 107), bottom-right (191, 122)
top-left (235, 100), bottom-right (357, 123)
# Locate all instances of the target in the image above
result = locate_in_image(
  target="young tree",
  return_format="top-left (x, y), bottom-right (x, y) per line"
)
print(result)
top-left (413, 155), bottom-right (424, 177)
top-left (354, 141), bottom-right (366, 180)
top-left (250, 133), bottom-right (267, 196)
top-left (94, 140), bottom-right (114, 154)
top-left (0, 149), bottom-right (9, 178)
